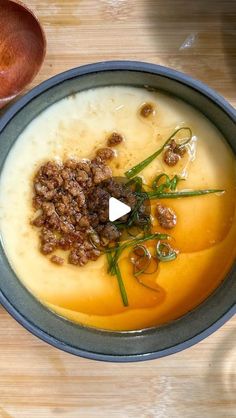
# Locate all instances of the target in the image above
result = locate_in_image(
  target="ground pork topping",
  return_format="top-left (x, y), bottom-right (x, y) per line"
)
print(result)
top-left (96, 147), bottom-right (115, 161)
top-left (163, 139), bottom-right (187, 167)
top-left (139, 103), bottom-right (155, 118)
top-left (107, 132), bottom-right (124, 147)
top-left (155, 204), bottom-right (177, 229)
top-left (50, 255), bottom-right (64, 265)
top-left (32, 158), bottom-right (141, 266)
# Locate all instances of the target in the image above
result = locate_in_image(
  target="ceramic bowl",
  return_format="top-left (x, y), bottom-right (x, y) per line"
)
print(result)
top-left (0, 61), bottom-right (235, 362)
top-left (0, 0), bottom-right (46, 108)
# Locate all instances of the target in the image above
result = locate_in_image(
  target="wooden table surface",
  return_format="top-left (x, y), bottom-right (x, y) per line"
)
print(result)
top-left (0, 1), bottom-right (236, 417)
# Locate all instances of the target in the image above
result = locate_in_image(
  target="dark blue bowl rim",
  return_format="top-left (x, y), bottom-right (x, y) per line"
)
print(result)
top-left (0, 60), bottom-right (235, 362)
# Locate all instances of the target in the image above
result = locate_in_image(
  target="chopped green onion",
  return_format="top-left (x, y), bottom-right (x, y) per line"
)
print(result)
top-left (130, 245), bottom-right (159, 278)
top-left (170, 175), bottom-right (182, 191)
top-left (156, 242), bottom-right (177, 262)
top-left (146, 189), bottom-right (225, 199)
top-left (107, 232), bottom-right (168, 279)
top-left (107, 249), bottom-right (129, 306)
top-left (134, 256), bottom-right (160, 291)
top-left (114, 263), bottom-right (129, 306)
top-left (152, 173), bottom-right (183, 193)
top-left (106, 232), bottom-right (169, 255)
top-left (125, 127), bottom-right (192, 179)
top-left (152, 173), bottom-right (170, 192)
top-left (129, 245), bottom-right (151, 275)
top-left (131, 244), bottom-right (151, 259)
top-left (106, 252), bottom-right (114, 273)
top-left (127, 196), bottom-right (145, 228)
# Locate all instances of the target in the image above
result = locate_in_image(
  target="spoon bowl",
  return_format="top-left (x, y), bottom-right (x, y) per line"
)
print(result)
top-left (0, 0), bottom-right (46, 108)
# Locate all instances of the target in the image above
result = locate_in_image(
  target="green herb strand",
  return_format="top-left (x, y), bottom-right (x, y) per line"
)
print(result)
top-left (114, 263), bottom-right (129, 306)
top-left (127, 196), bottom-right (145, 228)
top-left (125, 127), bottom-right (192, 179)
top-left (107, 233), bottom-right (168, 305)
top-left (152, 173), bottom-right (183, 193)
top-left (107, 250), bottom-right (129, 305)
top-left (106, 252), bottom-right (114, 273)
top-left (156, 242), bottom-right (177, 262)
top-left (108, 233), bottom-right (168, 276)
top-left (145, 189), bottom-right (224, 199)
top-left (106, 233), bottom-right (169, 256)
top-left (170, 175), bottom-right (182, 191)
top-left (152, 173), bottom-right (170, 192)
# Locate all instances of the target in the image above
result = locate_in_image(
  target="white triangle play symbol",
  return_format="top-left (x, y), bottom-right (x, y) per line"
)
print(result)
top-left (109, 197), bottom-right (131, 222)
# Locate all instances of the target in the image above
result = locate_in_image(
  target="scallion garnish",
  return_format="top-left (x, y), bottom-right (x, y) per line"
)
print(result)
top-left (170, 175), bottom-right (182, 191)
top-left (106, 232), bottom-right (169, 305)
top-left (104, 123), bottom-right (225, 306)
top-left (106, 232), bottom-right (169, 257)
top-left (129, 245), bottom-right (151, 274)
top-left (125, 127), bottom-right (192, 178)
top-left (129, 245), bottom-right (159, 291)
top-left (156, 241), bottom-right (177, 262)
top-left (134, 264), bottom-right (160, 291)
top-left (114, 263), bottom-right (129, 306)
top-left (152, 173), bottom-right (183, 193)
top-left (145, 189), bottom-right (225, 199)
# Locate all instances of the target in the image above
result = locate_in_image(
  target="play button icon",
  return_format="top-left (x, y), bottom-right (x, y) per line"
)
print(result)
top-left (89, 176), bottom-right (150, 242)
top-left (109, 197), bottom-right (131, 222)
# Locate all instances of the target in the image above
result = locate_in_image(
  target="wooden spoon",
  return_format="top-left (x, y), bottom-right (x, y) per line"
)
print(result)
top-left (0, 0), bottom-right (46, 108)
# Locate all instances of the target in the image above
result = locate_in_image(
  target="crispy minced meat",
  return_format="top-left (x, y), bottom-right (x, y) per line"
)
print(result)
top-left (96, 223), bottom-right (121, 241)
top-left (68, 246), bottom-right (101, 266)
top-left (163, 149), bottom-right (180, 167)
top-left (140, 103), bottom-right (155, 118)
top-left (107, 132), bottom-right (124, 147)
top-left (96, 147), bottom-right (115, 161)
top-left (32, 214), bottom-right (45, 227)
top-left (50, 255), bottom-right (64, 265)
top-left (155, 204), bottom-right (177, 229)
top-left (163, 139), bottom-right (187, 167)
top-left (91, 158), bottom-right (112, 184)
top-left (40, 227), bottom-right (58, 254)
top-left (32, 148), bottom-right (151, 267)
top-left (32, 157), bottom-right (143, 266)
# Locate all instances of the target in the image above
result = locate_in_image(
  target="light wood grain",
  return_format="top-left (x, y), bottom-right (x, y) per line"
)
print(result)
top-left (0, 0), bottom-right (236, 417)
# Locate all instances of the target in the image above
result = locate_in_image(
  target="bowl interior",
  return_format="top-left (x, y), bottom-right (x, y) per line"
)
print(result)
top-left (0, 0), bottom-right (46, 108)
top-left (0, 64), bottom-right (235, 361)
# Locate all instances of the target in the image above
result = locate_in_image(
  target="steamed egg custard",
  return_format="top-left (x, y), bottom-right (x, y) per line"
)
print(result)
top-left (0, 86), bottom-right (235, 331)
